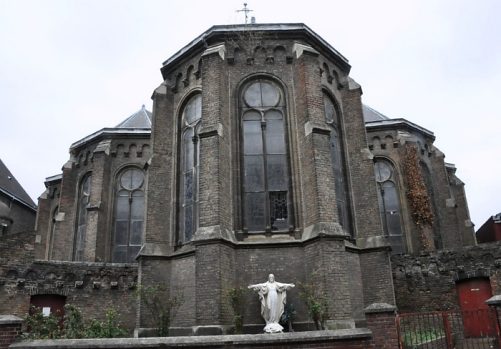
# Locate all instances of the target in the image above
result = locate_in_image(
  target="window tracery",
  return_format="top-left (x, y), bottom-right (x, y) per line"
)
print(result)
top-left (178, 93), bottom-right (201, 243)
top-left (241, 80), bottom-right (292, 232)
top-left (74, 174), bottom-right (91, 261)
top-left (323, 92), bottom-right (351, 235)
top-left (374, 159), bottom-right (404, 253)
top-left (112, 167), bottom-right (145, 263)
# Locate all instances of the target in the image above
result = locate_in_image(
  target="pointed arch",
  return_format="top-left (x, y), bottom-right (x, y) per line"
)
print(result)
top-left (73, 173), bottom-right (91, 261)
top-left (323, 91), bottom-right (351, 235)
top-left (373, 158), bottom-right (405, 253)
top-left (178, 92), bottom-right (202, 243)
top-left (240, 77), bottom-right (293, 233)
top-left (112, 166), bottom-right (145, 263)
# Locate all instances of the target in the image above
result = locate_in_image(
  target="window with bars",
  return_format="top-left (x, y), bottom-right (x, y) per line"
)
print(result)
top-left (74, 174), bottom-right (91, 261)
top-left (112, 168), bottom-right (145, 263)
top-left (178, 94), bottom-right (201, 243)
top-left (241, 80), bottom-right (292, 233)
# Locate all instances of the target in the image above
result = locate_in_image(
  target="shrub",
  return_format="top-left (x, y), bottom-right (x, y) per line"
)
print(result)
top-left (23, 304), bottom-right (127, 339)
top-left (298, 282), bottom-right (328, 330)
top-left (227, 287), bottom-right (246, 334)
top-left (137, 284), bottom-right (183, 336)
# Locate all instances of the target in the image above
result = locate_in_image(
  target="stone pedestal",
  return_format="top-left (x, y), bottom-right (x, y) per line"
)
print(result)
top-left (0, 315), bottom-right (22, 349)
top-left (365, 303), bottom-right (398, 349)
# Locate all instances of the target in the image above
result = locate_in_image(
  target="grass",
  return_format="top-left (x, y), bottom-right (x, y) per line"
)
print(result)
top-left (403, 328), bottom-right (445, 347)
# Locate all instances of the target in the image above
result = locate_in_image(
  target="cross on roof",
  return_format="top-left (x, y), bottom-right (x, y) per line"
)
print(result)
top-left (236, 3), bottom-right (253, 24)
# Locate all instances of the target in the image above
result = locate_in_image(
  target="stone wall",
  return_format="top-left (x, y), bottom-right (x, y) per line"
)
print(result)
top-left (0, 231), bottom-right (138, 332)
top-left (10, 329), bottom-right (377, 348)
top-left (392, 241), bottom-right (501, 312)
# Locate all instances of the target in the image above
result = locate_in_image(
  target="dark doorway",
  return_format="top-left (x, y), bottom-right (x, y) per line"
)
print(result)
top-left (30, 294), bottom-right (66, 320)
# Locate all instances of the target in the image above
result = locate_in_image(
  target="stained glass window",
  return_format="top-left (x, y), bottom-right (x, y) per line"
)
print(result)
top-left (241, 80), bottom-right (291, 232)
top-left (374, 159), bottom-right (404, 253)
top-left (74, 174), bottom-right (91, 261)
top-left (323, 93), bottom-right (351, 235)
top-left (112, 168), bottom-right (145, 263)
top-left (179, 94), bottom-right (202, 243)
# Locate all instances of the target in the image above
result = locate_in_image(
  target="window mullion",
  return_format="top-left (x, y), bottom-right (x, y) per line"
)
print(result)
top-left (127, 190), bottom-right (133, 258)
top-left (193, 131), bottom-right (199, 235)
top-left (261, 109), bottom-right (271, 232)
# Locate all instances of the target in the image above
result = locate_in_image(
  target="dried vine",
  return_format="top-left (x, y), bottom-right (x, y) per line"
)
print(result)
top-left (403, 144), bottom-right (434, 251)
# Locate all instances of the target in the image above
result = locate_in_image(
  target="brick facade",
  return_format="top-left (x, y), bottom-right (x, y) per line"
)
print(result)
top-left (139, 24), bottom-right (396, 333)
top-left (0, 23), bottom-right (480, 346)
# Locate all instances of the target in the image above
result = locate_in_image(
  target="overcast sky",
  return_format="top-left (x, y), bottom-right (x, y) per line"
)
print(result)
top-left (1, 0), bottom-right (499, 227)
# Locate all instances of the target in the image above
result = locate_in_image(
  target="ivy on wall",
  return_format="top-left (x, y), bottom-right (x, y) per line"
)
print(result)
top-left (403, 144), bottom-right (434, 251)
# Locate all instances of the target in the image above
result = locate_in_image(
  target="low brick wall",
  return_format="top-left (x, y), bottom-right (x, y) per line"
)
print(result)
top-left (365, 303), bottom-right (398, 349)
top-left (10, 329), bottom-right (374, 348)
top-left (0, 316), bottom-right (22, 349)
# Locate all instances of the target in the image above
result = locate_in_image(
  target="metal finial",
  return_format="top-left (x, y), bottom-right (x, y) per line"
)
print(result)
top-left (236, 3), bottom-right (253, 24)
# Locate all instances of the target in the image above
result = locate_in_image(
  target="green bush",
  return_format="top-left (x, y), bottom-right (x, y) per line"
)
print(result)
top-left (83, 308), bottom-right (127, 338)
top-left (137, 284), bottom-right (183, 336)
top-left (227, 287), bottom-right (246, 334)
top-left (23, 306), bottom-right (62, 339)
top-left (297, 282), bottom-right (328, 330)
top-left (23, 304), bottom-right (127, 339)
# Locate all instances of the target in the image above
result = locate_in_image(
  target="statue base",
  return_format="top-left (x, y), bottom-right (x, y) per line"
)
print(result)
top-left (264, 322), bottom-right (283, 333)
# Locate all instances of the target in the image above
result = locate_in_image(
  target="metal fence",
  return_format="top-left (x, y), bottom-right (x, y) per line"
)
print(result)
top-left (397, 309), bottom-right (501, 349)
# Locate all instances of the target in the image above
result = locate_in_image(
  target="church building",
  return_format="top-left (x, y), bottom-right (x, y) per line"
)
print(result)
top-left (1, 23), bottom-right (475, 336)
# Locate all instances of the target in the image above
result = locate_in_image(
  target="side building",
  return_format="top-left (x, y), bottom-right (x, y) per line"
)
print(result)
top-left (0, 159), bottom-right (36, 236)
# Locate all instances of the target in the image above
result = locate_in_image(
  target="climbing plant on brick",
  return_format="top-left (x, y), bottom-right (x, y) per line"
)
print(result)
top-left (403, 144), bottom-right (434, 251)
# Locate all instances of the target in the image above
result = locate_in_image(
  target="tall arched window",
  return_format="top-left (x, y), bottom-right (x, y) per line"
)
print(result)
top-left (374, 159), bottom-right (404, 253)
top-left (112, 167), bottom-right (145, 263)
top-left (178, 94), bottom-right (202, 243)
top-left (48, 206), bottom-right (58, 259)
top-left (323, 92), bottom-right (351, 235)
top-left (74, 174), bottom-right (91, 261)
top-left (241, 79), bottom-right (292, 232)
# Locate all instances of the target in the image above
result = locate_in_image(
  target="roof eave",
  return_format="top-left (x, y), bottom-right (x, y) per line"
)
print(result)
top-left (70, 128), bottom-right (151, 151)
top-left (365, 118), bottom-right (435, 140)
top-left (160, 23), bottom-right (351, 80)
top-left (0, 187), bottom-right (37, 211)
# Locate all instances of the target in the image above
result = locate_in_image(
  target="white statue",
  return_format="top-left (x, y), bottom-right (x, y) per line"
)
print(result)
top-left (248, 274), bottom-right (295, 333)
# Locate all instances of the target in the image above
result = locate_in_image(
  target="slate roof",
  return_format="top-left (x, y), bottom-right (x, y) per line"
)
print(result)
top-left (70, 106), bottom-right (152, 150)
top-left (115, 105), bottom-right (152, 128)
top-left (362, 105), bottom-right (390, 122)
top-left (363, 105), bottom-right (434, 139)
top-left (0, 159), bottom-right (36, 209)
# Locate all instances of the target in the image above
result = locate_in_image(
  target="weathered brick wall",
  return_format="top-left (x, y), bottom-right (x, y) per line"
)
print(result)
top-left (367, 127), bottom-right (475, 254)
top-left (237, 244), bottom-right (307, 325)
top-left (392, 242), bottom-right (501, 312)
top-left (360, 249), bottom-right (395, 308)
top-left (0, 232), bottom-right (138, 331)
top-left (365, 310), bottom-right (398, 349)
top-left (0, 316), bottom-right (22, 349)
top-left (46, 136), bottom-right (150, 262)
